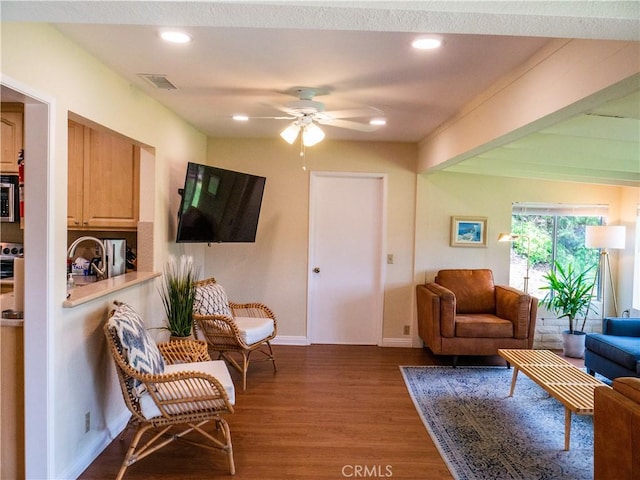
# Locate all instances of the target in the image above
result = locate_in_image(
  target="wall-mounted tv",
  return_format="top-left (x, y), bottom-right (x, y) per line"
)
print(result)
top-left (176, 162), bottom-right (266, 243)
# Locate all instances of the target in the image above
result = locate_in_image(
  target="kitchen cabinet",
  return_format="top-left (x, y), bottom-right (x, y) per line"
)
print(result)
top-left (1, 103), bottom-right (24, 173)
top-left (68, 120), bottom-right (140, 230)
top-left (0, 321), bottom-right (24, 479)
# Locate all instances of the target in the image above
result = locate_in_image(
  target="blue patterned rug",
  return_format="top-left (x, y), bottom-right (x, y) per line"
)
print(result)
top-left (400, 366), bottom-right (594, 480)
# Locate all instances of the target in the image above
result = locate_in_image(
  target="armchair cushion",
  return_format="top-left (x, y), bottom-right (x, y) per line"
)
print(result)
top-left (194, 279), bottom-right (233, 317)
top-left (234, 316), bottom-right (275, 345)
top-left (435, 269), bottom-right (496, 314)
top-left (455, 314), bottom-right (514, 338)
top-left (139, 359), bottom-right (236, 418)
top-left (107, 302), bottom-right (165, 396)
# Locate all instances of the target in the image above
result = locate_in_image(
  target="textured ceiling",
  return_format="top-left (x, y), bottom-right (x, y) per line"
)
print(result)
top-left (2, 1), bottom-right (639, 186)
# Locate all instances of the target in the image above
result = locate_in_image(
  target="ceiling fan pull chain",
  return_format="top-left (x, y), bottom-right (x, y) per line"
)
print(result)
top-left (300, 134), bottom-right (307, 170)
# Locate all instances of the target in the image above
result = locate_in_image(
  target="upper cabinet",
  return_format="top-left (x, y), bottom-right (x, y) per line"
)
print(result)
top-left (68, 120), bottom-right (140, 230)
top-left (1, 103), bottom-right (24, 173)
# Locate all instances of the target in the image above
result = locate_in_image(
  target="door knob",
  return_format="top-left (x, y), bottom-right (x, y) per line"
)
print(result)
top-left (313, 267), bottom-right (320, 273)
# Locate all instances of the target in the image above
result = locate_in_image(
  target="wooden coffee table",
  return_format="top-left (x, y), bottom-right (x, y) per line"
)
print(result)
top-left (498, 348), bottom-right (610, 450)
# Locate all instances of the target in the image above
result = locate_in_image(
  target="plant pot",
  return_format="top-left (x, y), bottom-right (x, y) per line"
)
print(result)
top-left (169, 332), bottom-right (194, 342)
top-left (562, 330), bottom-right (586, 358)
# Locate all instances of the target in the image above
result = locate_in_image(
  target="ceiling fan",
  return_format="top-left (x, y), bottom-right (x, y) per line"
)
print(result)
top-left (253, 87), bottom-right (386, 147)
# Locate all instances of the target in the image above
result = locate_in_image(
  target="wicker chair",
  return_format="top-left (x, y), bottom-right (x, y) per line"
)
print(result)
top-left (193, 277), bottom-right (277, 390)
top-left (104, 301), bottom-right (236, 479)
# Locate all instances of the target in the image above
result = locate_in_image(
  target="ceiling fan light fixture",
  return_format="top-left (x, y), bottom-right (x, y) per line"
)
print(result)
top-left (412, 37), bottom-right (442, 50)
top-left (302, 123), bottom-right (325, 147)
top-left (160, 30), bottom-right (192, 44)
top-left (280, 123), bottom-right (301, 144)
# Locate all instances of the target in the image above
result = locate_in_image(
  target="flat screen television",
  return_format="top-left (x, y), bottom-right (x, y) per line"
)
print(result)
top-left (176, 162), bottom-right (266, 243)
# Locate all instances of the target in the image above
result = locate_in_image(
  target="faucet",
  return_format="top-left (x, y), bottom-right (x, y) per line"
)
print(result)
top-left (67, 236), bottom-right (107, 280)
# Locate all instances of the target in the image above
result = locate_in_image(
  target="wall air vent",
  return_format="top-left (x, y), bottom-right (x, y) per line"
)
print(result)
top-left (138, 73), bottom-right (178, 90)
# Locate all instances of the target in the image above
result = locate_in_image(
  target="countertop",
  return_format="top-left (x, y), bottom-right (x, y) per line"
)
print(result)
top-left (63, 271), bottom-right (160, 308)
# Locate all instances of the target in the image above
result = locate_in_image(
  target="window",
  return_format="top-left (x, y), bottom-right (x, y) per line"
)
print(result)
top-left (508, 203), bottom-right (606, 300)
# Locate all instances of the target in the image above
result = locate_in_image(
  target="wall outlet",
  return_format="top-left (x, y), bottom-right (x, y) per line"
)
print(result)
top-left (403, 325), bottom-right (410, 335)
top-left (84, 411), bottom-right (90, 433)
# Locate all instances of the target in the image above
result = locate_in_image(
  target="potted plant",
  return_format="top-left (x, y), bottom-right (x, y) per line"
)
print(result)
top-left (540, 261), bottom-right (596, 358)
top-left (158, 255), bottom-right (199, 339)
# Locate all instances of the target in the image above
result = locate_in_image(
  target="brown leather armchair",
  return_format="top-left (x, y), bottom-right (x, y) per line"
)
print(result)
top-left (416, 269), bottom-right (537, 366)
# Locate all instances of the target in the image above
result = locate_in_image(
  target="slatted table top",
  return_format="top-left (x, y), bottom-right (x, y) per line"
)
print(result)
top-left (498, 348), bottom-right (607, 414)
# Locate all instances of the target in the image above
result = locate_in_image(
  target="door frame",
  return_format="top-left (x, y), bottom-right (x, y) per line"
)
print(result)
top-left (306, 171), bottom-right (387, 345)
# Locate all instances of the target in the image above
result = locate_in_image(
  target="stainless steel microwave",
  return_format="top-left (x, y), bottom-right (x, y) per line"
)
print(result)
top-left (0, 175), bottom-right (19, 222)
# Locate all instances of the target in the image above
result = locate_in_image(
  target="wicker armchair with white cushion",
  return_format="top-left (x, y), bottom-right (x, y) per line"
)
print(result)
top-left (104, 301), bottom-right (236, 479)
top-left (193, 277), bottom-right (277, 390)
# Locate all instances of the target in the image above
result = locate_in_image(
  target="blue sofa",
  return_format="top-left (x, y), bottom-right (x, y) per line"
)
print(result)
top-left (586, 318), bottom-right (640, 381)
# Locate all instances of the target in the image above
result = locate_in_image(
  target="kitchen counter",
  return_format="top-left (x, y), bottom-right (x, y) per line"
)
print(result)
top-left (63, 271), bottom-right (160, 308)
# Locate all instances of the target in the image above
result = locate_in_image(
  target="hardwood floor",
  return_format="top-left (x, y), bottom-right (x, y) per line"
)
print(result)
top-left (79, 345), bottom-right (578, 480)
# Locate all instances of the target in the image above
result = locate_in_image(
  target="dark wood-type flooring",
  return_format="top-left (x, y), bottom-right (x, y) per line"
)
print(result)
top-left (79, 345), bottom-right (582, 480)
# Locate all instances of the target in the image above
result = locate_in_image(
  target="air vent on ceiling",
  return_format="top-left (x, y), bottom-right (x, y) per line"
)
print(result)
top-left (138, 73), bottom-right (178, 90)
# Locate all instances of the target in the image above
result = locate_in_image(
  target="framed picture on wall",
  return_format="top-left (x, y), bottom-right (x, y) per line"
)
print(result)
top-left (450, 216), bottom-right (488, 247)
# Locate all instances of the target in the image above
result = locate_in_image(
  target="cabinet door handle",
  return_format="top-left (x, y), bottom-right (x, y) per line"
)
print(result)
top-left (313, 267), bottom-right (320, 274)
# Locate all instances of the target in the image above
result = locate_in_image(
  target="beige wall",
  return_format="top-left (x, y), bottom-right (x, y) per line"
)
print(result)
top-left (205, 138), bottom-right (418, 341)
top-left (2, 23), bottom-right (208, 478)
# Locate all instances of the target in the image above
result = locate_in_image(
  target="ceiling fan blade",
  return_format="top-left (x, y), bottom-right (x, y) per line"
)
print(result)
top-left (317, 118), bottom-right (380, 132)
top-left (322, 107), bottom-right (383, 119)
top-left (261, 101), bottom-right (305, 117)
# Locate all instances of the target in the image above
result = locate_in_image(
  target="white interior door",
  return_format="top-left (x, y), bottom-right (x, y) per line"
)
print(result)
top-left (307, 172), bottom-right (385, 345)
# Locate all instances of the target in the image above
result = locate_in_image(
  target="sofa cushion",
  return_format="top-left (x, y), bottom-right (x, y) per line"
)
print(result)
top-left (586, 334), bottom-right (640, 373)
top-left (614, 377), bottom-right (640, 404)
top-left (436, 269), bottom-right (496, 314)
top-left (455, 313), bottom-right (514, 338)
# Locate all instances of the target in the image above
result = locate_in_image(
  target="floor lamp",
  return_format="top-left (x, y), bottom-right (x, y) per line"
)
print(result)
top-left (498, 233), bottom-right (530, 293)
top-left (585, 225), bottom-right (626, 318)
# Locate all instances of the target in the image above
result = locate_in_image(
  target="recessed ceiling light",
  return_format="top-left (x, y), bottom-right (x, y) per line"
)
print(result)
top-left (160, 31), bottom-right (192, 44)
top-left (412, 37), bottom-right (442, 50)
top-left (370, 118), bottom-right (387, 126)
top-left (233, 115), bottom-right (249, 122)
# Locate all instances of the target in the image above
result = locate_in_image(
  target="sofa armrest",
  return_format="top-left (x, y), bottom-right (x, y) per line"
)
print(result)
top-left (425, 283), bottom-right (456, 338)
top-left (594, 382), bottom-right (640, 479)
top-left (603, 318), bottom-right (640, 337)
top-left (495, 285), bottom-right (532, 340)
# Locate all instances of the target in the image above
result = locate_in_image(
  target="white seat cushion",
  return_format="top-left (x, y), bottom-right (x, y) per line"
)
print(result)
top-left (140, 360), bottom-right (235, 419)
top-left (234, 316), bottom-right (275, 345)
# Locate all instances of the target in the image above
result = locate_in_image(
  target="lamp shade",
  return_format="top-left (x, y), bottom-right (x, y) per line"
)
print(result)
top-left (585, 225), bottom-right (626, 249)
top-left (280, 123), bottom-right (300, 144)
top-left (302, 123), bottom-right (325, 147)
top-left (498, 233), bottom-right (516, 242)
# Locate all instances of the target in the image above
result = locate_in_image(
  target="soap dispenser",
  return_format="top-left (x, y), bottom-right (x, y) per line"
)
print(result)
top-left (66, 273), bottom-right (75, 297)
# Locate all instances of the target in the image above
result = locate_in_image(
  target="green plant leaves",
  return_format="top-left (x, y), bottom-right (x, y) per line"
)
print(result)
top-left (539, 261), bottom-right (595, 334)
top-left (158, 255), bottom-right (200, 337)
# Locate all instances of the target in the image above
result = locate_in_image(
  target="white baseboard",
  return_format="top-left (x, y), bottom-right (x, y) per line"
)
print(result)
top-left (381, 337), bottom-right (414, 348)
top-left (272, 336), bottom-right (415, 347)
top-left (58, 410), bottom-right (130, 479)
top-left (271, 335), bottom-right (309, 346)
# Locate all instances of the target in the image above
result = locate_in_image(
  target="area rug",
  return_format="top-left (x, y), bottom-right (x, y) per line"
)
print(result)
top-left (400, 366), bottom-right (594, 480)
